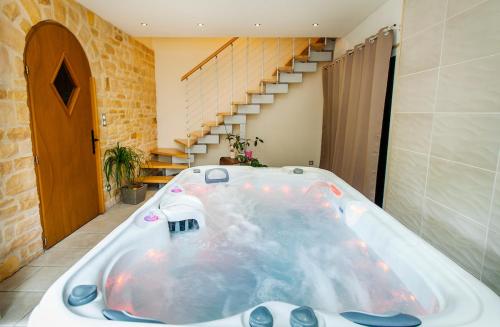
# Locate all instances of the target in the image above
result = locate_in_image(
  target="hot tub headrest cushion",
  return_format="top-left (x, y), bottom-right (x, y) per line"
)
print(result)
top-left (205, 168), bottom-right (229, 184)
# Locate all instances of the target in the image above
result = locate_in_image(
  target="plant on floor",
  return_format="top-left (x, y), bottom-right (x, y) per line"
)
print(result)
top-left (225, 134), bottom-right (266, 167)
top-left (103, 143), bottom-right (147, 204)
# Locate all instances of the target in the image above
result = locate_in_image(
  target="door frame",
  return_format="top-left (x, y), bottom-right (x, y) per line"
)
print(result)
top-left (24, 20), bottom-right (105, 248)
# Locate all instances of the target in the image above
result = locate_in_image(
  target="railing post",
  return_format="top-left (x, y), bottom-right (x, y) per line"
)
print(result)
top-left (261, 38), bottom-right (265, 91)
top-left (186, 79), bottom-right (191, 166)
top-left (246, 37), bottom-right (249, 103)
top-left (276, 38), bottom-right (280, 85)
top-left (199, 67), bottom-right (203, 133)
top-left (308, 37), bottom-right (311, 57)
top-left (184, 78), bottom-right (191, 151)
top-left (231, 43), bottom-right (234, 114)
top-left (292, 38), bottom-right (295, 71)
top-left (215, 55), bottom-right (219, 121)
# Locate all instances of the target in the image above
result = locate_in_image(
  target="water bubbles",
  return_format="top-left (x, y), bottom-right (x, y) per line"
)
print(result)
top-left (104, 175), bottom-right (438, 324)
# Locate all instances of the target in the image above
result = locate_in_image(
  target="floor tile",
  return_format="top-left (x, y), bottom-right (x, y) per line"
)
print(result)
top-left (0, 292), bottom-right (43, 326)
top-left (53, 232), bottom-right (106, 250)
top-left (13, 267), bottom-right (67, 292)
top-left (0, 267), bottom-right (41, 292)
top-left (28, 247), bottom-right (87, 267)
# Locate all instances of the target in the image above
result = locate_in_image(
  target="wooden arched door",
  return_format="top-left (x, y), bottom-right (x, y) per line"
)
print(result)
top-left (25, 21), bottom-right (103, 249)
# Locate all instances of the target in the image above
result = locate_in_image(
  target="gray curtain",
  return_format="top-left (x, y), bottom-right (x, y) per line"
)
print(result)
top-left (320, 28), bottom-right (394, 201)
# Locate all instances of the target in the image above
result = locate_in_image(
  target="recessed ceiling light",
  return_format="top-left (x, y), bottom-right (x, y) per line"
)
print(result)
top-left (254, 23), bottom-right (262, 27)
top-left (312, 23), bottom-right (319, 27)
top-left (197, 23), bottom-right (205, 27)
top-left (140, 22), bottom-right (149, 27)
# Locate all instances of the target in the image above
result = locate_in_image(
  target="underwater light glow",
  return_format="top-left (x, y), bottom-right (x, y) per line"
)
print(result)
top-left (377, 261), bottom-right (390, 272)
top-left (330, 184), bottom-right (343, 197)
top-left (146, 249), bottom-right (166, 263)
top-left (358, 240), bottom-right (367, 249)
top-left (321, 201), bottom-right (331, 208)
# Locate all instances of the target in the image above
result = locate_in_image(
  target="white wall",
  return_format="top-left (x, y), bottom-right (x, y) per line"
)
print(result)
top-left (194, 70), bottom-right (324, 167)
top-left (151, 38), bottom-right (324, 167)
top-left (334, 0), bottom-right (403, 58)
top-left (152, 38), bottom-right (228, 149)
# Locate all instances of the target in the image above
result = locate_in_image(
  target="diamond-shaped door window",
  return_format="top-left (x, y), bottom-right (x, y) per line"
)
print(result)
top-left (52, 59), bottom-right (76, 107)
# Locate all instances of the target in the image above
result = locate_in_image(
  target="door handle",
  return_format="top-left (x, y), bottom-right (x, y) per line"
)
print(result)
top-left (91, 129), bottom-right (99, 154)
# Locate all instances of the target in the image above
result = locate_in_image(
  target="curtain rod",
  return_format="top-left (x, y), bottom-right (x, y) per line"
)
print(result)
top-left (322, 24), bottom-right (400, 70)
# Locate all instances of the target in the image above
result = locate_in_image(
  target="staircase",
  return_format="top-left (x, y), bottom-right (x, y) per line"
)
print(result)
top-left (141, 37), bottom-right (335, 184)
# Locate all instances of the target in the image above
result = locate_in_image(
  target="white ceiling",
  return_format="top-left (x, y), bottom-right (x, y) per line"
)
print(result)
top-left (76, 0), bottom-right (389, 37)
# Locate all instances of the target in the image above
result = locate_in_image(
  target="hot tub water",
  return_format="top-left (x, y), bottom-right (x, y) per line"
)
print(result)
top-left (105, 176), bottom-right (439, 324)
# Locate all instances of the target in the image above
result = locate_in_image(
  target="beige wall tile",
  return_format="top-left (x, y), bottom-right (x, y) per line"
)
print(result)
top-left (395, 0), bottom-right (500, 290)
top-left (491, 175), bottom-right (500, 234)
top-left (430, 114), bottom-right (500, 170)
top-left (403, 0), bottom-right (447, 38)
top-left (384, 181), bottom-right (423, 232)
top-left (442, 0), bottom-right (500, 65)
top-left (427, 157), bottom-right (495, 225)
top-left (422, 198), bottom-right (487, 277)
top-left (482, 229), bottom-right (500, 294)
top-left (399, 23), bottom-right (443, 76)
top-left (386, 147), bottom-right (428, 194)
top-left (394, 69), bottom-right (438, 113)
top-left (436, 54), bottom-right (500, 113)
top-left (390, 113), bottom-right (433, 153)
top-left (447, 0), bottom-right (486, 17)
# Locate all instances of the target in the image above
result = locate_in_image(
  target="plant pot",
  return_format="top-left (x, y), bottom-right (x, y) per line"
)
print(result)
top-left (121, 183), bottom-right (147, 205)
top-left (229, 149), bottom-right (236, 159)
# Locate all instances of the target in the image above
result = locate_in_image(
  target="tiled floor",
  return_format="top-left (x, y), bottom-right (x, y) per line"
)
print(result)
top-left (0, 190), bottom-right (156, 326)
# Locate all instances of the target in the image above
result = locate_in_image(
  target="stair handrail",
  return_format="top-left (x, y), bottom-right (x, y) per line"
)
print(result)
top-left (181, 37), bottom-right (239, 81)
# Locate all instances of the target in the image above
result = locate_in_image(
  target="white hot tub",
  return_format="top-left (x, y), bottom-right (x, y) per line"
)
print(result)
top-left (29, 166), bottom-right (500, 327)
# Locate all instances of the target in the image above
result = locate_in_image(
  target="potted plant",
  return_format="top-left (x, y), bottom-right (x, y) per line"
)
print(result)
top-left (225, 134), bottom-right (266, 167)
top-left (103, 143), bottom-right (146, 205)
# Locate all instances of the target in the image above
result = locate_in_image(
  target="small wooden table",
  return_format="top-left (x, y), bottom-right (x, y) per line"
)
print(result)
top-left (219, 157), bottom-right (240, 165)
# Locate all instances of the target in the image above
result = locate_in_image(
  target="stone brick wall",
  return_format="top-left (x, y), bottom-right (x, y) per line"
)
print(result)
top-left (0, 0), bottom-right (157, 280)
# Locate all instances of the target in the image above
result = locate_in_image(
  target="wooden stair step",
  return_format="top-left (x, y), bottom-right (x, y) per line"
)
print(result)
top-left (141, 161), bottom-right (188, 170)
top-left (294, 55), bottom-right (309, 62)
top-left (311, 43), bottom-right (326, 51)
top-left (137, 175), bottom-right (174, 184)
top-left (231, 100), bottom-right (247, 105)
top-left (175, 138), bottom-right (197, 147)
top-left (247, 89), bottom-right (264, 95)
top-left (150, 147), bottom-right (188, 159)
top-left (261, 78), bottom-right (278, 84)
top-left (278, 66), bottom-right (293, 72)
top-left (216, 111), bottom-right (235, 117)
top-left (273, 66), bottom-right (293, 76)
top-left (190, 129), bottom-right (210, 138)
top-left (202, 120), bottom-right (221, 128)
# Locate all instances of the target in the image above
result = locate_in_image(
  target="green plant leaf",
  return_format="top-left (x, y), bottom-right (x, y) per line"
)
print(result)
top-left (103, 143), bottom-right (144, 194)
